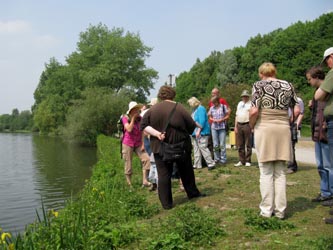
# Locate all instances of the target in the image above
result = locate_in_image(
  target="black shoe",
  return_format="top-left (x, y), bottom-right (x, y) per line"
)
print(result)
top-left (312, 194), bottom-right (333, 202)
top-left (189, 193), bottom-right (207, 199)
top-left (322, 200), bottom-right (333, 207)
top-left (325, 217), bottom-right (333, 224)
top-left (162, 205), bottom-right (173, 210)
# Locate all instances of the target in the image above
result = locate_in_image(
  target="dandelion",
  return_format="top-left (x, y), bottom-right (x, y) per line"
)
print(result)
top-left (92, 187), bottom-right (98, 192)
top-left (8, 243), bottom-right (14, 250)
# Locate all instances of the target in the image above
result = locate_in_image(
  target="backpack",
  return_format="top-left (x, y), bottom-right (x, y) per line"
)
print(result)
top-left (117, 114), bottom-right (128, 158)
top-left (116, 114), bottom-right (126, 137)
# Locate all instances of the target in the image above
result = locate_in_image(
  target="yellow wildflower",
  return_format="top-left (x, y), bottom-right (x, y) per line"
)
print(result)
top-left (100, 191), bottom-right (105, 196)
top-left (92, 187), bottom-right (98, 192)
top-left (1, 232), bottom-right (11, 241)
top-left (51, 209), bottom-right (59, 218)
top-left (9, 243), bottom-right (14, 250)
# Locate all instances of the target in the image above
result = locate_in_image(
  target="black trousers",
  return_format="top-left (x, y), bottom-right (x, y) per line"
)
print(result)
top-left (154, 152), bottom-right (200, 209)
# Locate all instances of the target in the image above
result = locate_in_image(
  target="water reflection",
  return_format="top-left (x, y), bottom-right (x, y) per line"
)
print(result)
top-left (0, 133), bottom-right (96, 233)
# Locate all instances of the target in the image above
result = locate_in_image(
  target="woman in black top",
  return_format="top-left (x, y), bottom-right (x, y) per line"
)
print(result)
top-left (140, 85), bottom-right (204, 209)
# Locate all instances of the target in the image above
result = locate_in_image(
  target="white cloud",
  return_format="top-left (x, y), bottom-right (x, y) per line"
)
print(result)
top-left (0, 20), bottom-right (31, 33)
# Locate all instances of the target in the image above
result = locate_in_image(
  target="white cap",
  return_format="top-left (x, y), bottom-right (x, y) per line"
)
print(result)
top-left (321, 47), bottom-right (333, 65)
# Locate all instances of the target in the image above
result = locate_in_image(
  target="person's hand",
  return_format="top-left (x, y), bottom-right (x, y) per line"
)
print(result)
top-left (195, 130), bottom-right (201, 138)
top-left (308, 100), bottom-right (313, 109)
top-left (157, 132), bottom-right (165, 141)
top-left (234, 126), bottom-right (238, 134)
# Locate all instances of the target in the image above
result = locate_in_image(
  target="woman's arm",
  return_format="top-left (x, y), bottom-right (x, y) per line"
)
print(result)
top-left (144, 126), bottom-right (165, 141)
top-left (249, 107), bottom-right (259, 129)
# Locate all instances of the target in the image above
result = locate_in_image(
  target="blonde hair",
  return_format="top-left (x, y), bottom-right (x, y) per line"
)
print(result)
top-left (187, 97), bottom-right (201, 107)
top-left (258, 62), bottom-right (277, 77)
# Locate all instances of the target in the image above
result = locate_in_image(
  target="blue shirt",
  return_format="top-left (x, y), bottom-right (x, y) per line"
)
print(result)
top-left (191, 105), bottom-right (211, 136)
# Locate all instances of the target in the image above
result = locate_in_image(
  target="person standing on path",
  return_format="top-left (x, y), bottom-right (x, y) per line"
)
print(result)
top-left (314, 47), bottom-right (333, 224)
top-left (234, 90), bottom-right (252, 167)
top-left (307, 66), bottom-right (332, 202)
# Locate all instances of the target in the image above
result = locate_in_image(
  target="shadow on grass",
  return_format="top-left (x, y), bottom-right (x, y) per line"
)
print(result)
top-left (296, 165), bottom-right (316, 172)
top-left (173, 186), bottom-right (224, 207)
top-left (287, 196), bottom-right (318, 218)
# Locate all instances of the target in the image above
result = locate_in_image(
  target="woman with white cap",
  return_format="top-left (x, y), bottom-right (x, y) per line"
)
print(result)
top-left (121, 101), bottom-right (151, 187)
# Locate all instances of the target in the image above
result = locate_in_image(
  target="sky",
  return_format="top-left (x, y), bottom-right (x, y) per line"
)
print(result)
top-left (0, 0), bottom-right (332, 114)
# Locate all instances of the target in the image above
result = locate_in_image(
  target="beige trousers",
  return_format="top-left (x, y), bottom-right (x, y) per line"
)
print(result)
top-left (259, 161), bottom-right (287, 219)
top-left (122, 144), bottom-right (150, 175)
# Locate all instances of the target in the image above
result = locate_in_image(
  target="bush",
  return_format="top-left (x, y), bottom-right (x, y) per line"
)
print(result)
top-left (63, 87), bottom-right (130, 145)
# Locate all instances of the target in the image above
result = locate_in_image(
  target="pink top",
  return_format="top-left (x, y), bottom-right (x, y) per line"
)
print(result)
top-left (122, 116), bottom-right (142, 147)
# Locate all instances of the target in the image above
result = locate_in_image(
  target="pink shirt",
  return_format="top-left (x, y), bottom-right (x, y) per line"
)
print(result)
top-left (122, 116), bottom-right (142, 147)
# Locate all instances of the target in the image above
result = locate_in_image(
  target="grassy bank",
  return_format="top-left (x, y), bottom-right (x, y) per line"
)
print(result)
top-left (2, 135), bottom-right (332, 249)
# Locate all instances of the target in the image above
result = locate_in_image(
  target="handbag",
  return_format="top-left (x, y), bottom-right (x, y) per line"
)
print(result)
top-left (159, 103), bottom-right (186, 162)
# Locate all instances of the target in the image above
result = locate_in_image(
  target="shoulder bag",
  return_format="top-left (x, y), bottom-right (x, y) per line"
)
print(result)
top-left (159, 103), bottom-right (186, 162)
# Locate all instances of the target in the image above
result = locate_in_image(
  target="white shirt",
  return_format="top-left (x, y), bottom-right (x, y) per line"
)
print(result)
top-left (236, 100), bottom-right (251, 123)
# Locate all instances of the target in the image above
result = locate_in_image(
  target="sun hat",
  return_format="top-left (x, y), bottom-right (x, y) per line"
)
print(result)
top-left (126, 101), bottom-right (143, 115)
top-left (240, 90), bottom-right (250, 97)
top-left (321, 47), bottom-right (333, 65)
top-left (148, 97), bottom-right (158, 106)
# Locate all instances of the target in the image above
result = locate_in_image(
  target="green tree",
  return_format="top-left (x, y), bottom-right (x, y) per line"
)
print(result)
top-left (67, 24), bottom-right (157, 95)
top-left (63, 87), bottom-right (131, 145)
top-left (33, 96), bottom-right (66, 134)
top-left (216, 50), bottom-right (239, 86)
top-left (32, 24), bottom-right (157, 136)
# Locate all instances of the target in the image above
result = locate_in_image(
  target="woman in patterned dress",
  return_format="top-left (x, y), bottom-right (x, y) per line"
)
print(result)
top-left (250, 62), bottom-right (299, 219)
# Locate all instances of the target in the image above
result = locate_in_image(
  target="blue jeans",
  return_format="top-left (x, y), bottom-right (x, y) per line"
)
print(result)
top-left (315, 141), bottom-right (332, 197)
top-left (327, 120), bottom-right (333, 194)
top-left (211, 128), bottom-right (227, 163)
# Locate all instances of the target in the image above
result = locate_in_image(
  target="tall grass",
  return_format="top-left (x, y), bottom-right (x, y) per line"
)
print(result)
top-left (6, 135), bottom-right (332, 249)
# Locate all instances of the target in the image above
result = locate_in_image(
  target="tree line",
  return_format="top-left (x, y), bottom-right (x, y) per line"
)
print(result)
top-left (175, 12), bottom-right (333, 126)
top-left (2, 13), bottom-right (332, 144)
top-left (0, 109), bottom-right (33, 132)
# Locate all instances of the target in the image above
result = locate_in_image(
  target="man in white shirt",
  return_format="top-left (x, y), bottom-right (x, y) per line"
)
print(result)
top-left (234, 90), bottom-right (252, 167)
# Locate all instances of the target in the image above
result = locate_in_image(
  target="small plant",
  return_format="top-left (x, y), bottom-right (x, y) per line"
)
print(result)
top-left (244, 209), bottom-right (295, 231)
top-left (148, 232), bottom-right (188, 250)
top-left (161, 203), bottom-right (225, 246)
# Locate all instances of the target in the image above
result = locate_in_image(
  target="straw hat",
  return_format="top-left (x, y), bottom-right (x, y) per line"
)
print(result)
top-left (126, 101), bottom-right (143, 114)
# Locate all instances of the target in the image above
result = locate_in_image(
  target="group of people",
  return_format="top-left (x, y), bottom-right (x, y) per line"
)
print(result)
top-left (119, 47), bottom-right (333, 224)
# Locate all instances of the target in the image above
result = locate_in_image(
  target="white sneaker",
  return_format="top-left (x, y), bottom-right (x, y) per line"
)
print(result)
top-left (234, 161), bottom-right (243, 167)
top-left (245, 162), bottom-right (251, 167)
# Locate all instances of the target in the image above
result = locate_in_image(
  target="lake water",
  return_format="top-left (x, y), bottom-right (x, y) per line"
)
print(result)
top-left (0, 133), bottom-right (96, 234)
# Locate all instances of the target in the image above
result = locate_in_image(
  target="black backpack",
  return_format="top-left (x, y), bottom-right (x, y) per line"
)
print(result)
top-left (117, 114), bottom-right (129, 158)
